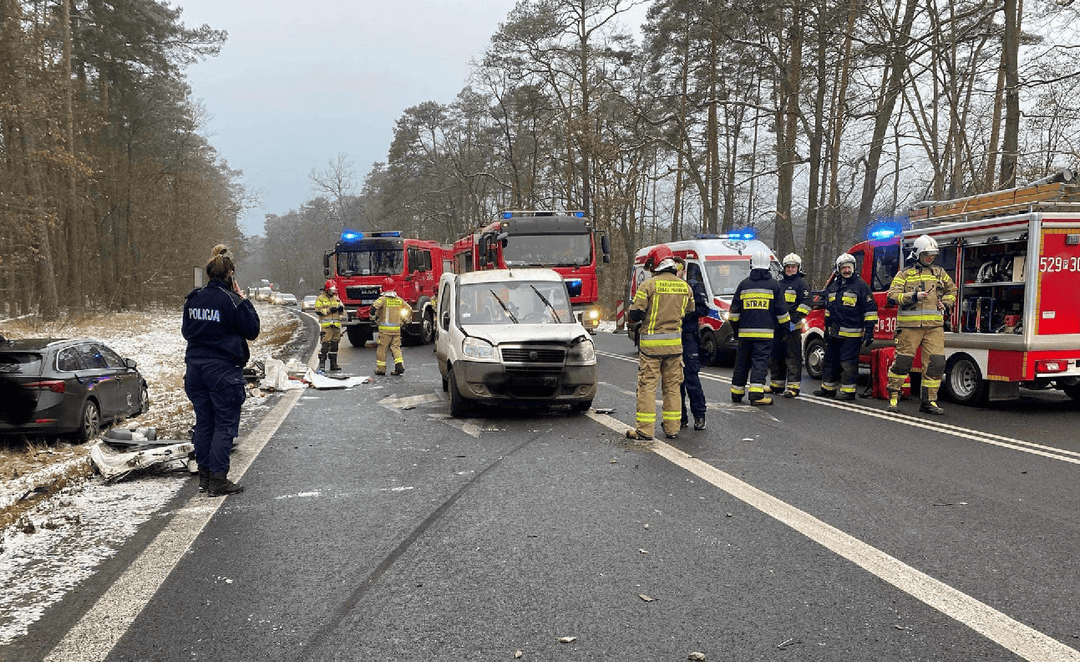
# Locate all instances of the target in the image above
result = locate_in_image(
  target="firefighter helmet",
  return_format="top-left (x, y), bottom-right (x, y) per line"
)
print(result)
top-left (381, 277), bottom-right (396, 293)
top-left (323, 279), bottom-right (336, 292)
top-left (835, 252), bottom-right (856, 272)
top-left (782, 253), bottom-right (802, 268)
top-left (751, 250), bottom-right (771, 270)
top-left (644, 244), bottom-right (676, 272)
top-left (912, 234), bottom-right (939, 258)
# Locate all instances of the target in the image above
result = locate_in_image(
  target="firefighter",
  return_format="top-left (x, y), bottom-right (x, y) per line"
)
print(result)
top-left (679, 259), bottom-right (709, 431)
top-left (813, 253), bottom-right (878, 401)
top-left (627, 245), bottom-right (691, 440)
top-left (730, 250), bottom-right (790, 406)
top-left (315, 280), bottom-right (344, 372)
top-left (769, 253), bottom-right (812, 398)
top-left (885, 234), bottom-right (957, 414)
top-left (371, 277), bottom-right (411, 375)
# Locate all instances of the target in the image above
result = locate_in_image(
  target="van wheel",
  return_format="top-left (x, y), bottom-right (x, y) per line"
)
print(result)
top-left (804, 336), bottom-right (826, 380)
top-left (448, 369), bottom-right (470, 418)
top-left (944, 355), bottom-right (986, 404)
top-left (699, 331), bottom-right (719, 366)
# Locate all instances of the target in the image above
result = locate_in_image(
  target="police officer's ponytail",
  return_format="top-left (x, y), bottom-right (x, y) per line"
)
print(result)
top-left (206, 245), bottom-right (236, 287)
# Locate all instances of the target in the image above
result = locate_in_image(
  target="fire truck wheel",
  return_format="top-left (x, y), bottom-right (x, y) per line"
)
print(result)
top-left (448, 369), bottom-right (471, 418)
top-left (420, 311), bottom-right (436, 344)
top-left (346, 325), bottom-right (371, 348)
top-left (1062, 383), bottom-right (1080, 402)
top-left (804, 336), bottom-right (826, 380)
top-left (944, 354), bottom-right (986, 404)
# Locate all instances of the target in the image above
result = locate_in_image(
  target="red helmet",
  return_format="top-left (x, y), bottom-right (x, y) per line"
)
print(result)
top-left (644, 244), bottom-right (675, 272)
top-left (324, 279), bottom-right (336, 292)
top-left (382, 277), bottom-right (395, 292)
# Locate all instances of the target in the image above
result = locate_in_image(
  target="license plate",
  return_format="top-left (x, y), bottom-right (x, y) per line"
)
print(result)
top-left (513, 375), bottom-right (558, 387)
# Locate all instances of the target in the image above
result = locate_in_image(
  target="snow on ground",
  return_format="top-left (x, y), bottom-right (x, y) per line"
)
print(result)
top-left (0, 302), bottom-right (306, 646)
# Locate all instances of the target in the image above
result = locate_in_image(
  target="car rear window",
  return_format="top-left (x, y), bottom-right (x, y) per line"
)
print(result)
top-left (0, 352), bottom-right (43, 375)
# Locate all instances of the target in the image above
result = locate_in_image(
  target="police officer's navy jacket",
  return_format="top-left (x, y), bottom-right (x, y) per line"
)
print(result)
top-left (682, 279), bottom-right (710, 341)
top-left (183, 279), bottom-right (261, 366)
top-left (824, 273), bottom-right (878, 338)
top-left (729, 268), bottom-right (790, 340)
top-left (780, 271), bottom-right (812, 330)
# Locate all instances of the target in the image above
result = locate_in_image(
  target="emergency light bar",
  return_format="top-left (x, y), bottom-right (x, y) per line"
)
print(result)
top-left (694, 228), bottom-right (757, 241)
top-left (868, 219), bottom-right (904, 241)
top-left (340, 229), bottom-right (402, 242)
top-left (501, 210), bottom-right (587, 219)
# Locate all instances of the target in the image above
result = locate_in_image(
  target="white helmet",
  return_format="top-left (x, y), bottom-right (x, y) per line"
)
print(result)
top-left (835, 252), bottom-right (856, 271)
top-left (912, 234), bottom-right (939, 258)
top-left (782, 253), bottom-right (802, 268)
top-left (750, 250), bottom-right (771, 270)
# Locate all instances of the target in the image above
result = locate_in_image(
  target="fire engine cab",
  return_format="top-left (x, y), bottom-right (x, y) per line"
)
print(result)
top-left (629, 233), bottom-right (779, 365)
top-left (803, 171), bottom-right (1080, 403)
top-left (323, 230), bottom-right (446, 347)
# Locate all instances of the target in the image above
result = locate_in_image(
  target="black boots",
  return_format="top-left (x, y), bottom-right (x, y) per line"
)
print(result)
top-left (392, 364), bottom-right (405, 375)
top-left (329, 353), bottom-right (340, 371)
top-left (198, 466), bottom-right (210, 492)
top-left (208, 472), bottom-right (244, 496)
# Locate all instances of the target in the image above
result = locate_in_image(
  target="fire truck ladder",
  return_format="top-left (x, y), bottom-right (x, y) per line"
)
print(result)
top-left (908, 169), bottom-right (1080, 225)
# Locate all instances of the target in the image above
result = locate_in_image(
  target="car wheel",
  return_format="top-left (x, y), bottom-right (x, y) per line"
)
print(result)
top-left (448, 369), bottom-right (470, 418)
top-left (804, 335), bottom-right (826, 380)
top-left (699, 331), bottom-right (719, 367)
top-left (944, 354), bottom-right (986, 404)
top-left (75, 399), bottom-right (100, 444)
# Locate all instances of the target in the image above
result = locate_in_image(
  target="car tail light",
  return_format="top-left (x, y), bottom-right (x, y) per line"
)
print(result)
top-left (26, 380), bottom-right (66, 393)
top-left (1035, 360), bottom-right (1066, 373)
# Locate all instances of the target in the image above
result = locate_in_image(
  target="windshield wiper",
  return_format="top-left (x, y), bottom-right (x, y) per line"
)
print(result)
top-left (529, 285), bottom-right (562, 323)
top-left (488, 289), bottom-right (518, 324)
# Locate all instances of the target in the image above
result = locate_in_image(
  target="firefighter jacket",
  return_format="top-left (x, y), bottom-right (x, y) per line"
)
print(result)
top-left (729, 269), bottom-right (790, 340)
top-left (886, 263), bottom-right (957, 328)
top-left (183, 279), bottom-right (261, 367)
top-left (630, 271), bottom-right (691, 356)
top-left (780, 271), bottom-right (812, 330)
top-left (371, 294), bottom-right (411, 335)
top-left (681, 279), bottom-right (710, 342)
top-left (315, 293), bottom-right (343, 329)
top-left (824, 274), bottom-right (878, 339)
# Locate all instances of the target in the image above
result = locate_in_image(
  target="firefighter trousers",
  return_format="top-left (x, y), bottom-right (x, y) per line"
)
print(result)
top-left (376, 331), bottom-right (403, 374)
top-left (820, 335), bottom-right (862, 396)
top-left (769, 329), bottom-right (803, 392)
top-left (888, 326), bottom-right (945, 402)
top-left (635, 351), bottom-right (684, 438)
top-left (680, 336), bottom-right (706, 421)
top-left (731, 339), bottom-right (772, 402)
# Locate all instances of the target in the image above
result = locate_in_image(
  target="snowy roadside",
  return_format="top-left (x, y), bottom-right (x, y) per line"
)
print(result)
top-left (0, 302), bottom-right (310, 647)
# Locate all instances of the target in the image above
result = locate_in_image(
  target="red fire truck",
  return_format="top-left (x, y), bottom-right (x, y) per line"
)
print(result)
top-left (449, 211), bottom-right (610, 333)
top-left (323, 230), bottom-right (446, 347)
top-left (803, 173), bottom-right (1080, 403)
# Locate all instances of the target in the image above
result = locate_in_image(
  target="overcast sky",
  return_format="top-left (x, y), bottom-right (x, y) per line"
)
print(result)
top-left (173, 0), bottom-right (523, 236)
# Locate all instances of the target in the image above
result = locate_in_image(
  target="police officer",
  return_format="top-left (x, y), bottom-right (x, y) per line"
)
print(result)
top-left (182, 246), bottom-right (260, 496)
top-left (769, 253), bottom-right (811, 398)
top-left (730, 250), bottom-right (790, 406)
top-left (886, 235), bottom-right (957, 414)
top-left (627, 245), bottom-right (691, 440)
top-left (370, 278), bottom-right (411, 375)
top-left (813, 253), bottom-right (878, 401)
top-left (315, 279), bottom-right (344, 372)
top-left (679, 259), bottom-right (709, 430)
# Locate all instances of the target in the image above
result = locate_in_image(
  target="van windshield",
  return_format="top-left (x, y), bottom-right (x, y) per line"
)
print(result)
top-left (457, 281), bottom-right (572, 325)
top-left (703, 260), bottom-right (752, 297)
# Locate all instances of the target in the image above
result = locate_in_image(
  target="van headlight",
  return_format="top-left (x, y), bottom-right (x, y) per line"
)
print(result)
top-left (567, 337), bottom-right (596, 364)
top-left (462, 337), bottom-right (497, 361)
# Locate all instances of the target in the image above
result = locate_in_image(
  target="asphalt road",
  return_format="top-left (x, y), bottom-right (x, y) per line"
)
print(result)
top-left (20, 327), bottom-right (1080, 661)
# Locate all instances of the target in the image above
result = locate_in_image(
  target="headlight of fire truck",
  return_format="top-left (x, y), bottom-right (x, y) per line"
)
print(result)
top-left (462, 337), bottom-right (498, 361)
top-left (582, 306), bottom-right (601, 329)
top-left (567, 336), bottom-right (596, 365)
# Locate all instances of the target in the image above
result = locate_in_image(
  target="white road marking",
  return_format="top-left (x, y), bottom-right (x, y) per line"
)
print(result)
top-left (378, 392), bottom-right (443, 409)
top-left (585, 409), bottom-right (1080, 662)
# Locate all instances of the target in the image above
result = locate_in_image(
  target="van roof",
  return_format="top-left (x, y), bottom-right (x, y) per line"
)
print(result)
top-left (449, 268), bottom-right (565, 285)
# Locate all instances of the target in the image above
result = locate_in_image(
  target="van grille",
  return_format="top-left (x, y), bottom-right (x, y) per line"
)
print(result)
top-left (501, 347), bottom-right (565, 364)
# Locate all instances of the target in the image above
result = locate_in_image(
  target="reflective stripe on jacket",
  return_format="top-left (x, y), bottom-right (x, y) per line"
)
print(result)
top-left (315, 293), bottom-right (343, 328)
top-left (886, 264), bottom-right (957, 328)
top-left (371, 295), bottom-right (411, 334)
top-left (780, 272), bottom-right (811, 330)
top-left (729, 269), bottom-right (790, 340)
top-left (631, 272), bottom-right (691, 356)
top-left (824, 275), bottom-right (878, 337)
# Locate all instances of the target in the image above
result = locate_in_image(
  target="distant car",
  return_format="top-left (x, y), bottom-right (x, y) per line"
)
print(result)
top-left (301, 295), bottom-right (318, 311)
top-left (434, 268), bottom-right (597, 417)
top-left (257, 287), bottom-right (272, 301)
top-left (0, 338), bottom-right (149, 443)
top-left (279, 293), bottom-right (297, 306)
top-left (268, 291), bottom-right (282, 305)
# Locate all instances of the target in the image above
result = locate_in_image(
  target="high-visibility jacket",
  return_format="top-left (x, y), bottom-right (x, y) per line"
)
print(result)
top-left (371, 294), bottom-right (411, 335)
top-left (780, 272), bottom-right (812, 330)
top-left (631, 271), bottom-right (691, 356)
top-left (315, 293), bottom-right (343, 329)
top-left (729, 269), bottom-right (790, 339)
top-left (886, 263), bottom-right (957, 328)
top-left (824, 274), bottom-right (878, 338)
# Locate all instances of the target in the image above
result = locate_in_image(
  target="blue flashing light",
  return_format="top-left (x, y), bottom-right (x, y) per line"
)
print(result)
top-left (371, 231), bottom-right (401, 237)
top-left (868, 219), bottom-right (904, 242)
top-left (502, 212), bottom-right (513, 219)
top-left (341, 228), bottom-right (363, 242)
top-left (566, 278), bottom-right (582, 287)
top-left (573, 211), bottom-right (585, 217)
top-left (730, 228), bottom-right (756, 240)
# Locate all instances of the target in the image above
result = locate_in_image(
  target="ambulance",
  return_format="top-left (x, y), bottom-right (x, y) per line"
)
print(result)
top-left (802, 171), bottom-right (1080, 403)
top-left (628, 232), bottom-right (779, 365)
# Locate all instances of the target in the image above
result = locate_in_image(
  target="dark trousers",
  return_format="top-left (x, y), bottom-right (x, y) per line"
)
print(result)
top-left (820, 335), bottom-right (862, 396)
top-left (680, 335), bottom-right (706, 420)
top-left (769, 329), bottom-right (803, 390)
top-left (732, 339), bottom-right (772, 400)
top-left (184, 360), bottom-right (246, 475)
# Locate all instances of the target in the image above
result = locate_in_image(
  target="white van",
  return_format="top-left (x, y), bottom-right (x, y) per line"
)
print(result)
top-left (434, 269), bottom-right (598, 417)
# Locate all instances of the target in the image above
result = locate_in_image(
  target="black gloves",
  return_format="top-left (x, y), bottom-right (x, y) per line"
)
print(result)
top-left (863, 329), bottom-right (875, 346)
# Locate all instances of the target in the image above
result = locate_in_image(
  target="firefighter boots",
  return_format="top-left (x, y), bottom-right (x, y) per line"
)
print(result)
top-left (812, 387), bottom-right (835, 398)
top-left (392, 364), bottom-right (405, 375)
top-left (887, 393), bottom-right (900, 413)
top-left (749, 396), bottom-right (773, 406)
top-left (625, 429), bottom-right (653, 441)
top-left (919, 400), bottom-right (945, 415)
top-left (783, 387), bottom-right (799, 398)
top-left (693, 417), bottom-right (706, 431)
top-left (837, 391), bottom-right (856, 402)
top-left (329, 354), bottom-right (340, 371)
top-left (208, 472), bottom-right (244, 496)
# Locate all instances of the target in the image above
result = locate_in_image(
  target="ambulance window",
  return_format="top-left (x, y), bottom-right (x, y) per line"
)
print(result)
top-left (872, 244), bottom-right (901, 292)
top-left (686, 262), bottom-right (703, 286)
